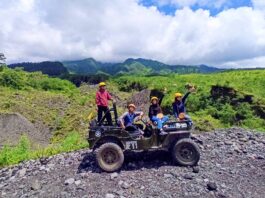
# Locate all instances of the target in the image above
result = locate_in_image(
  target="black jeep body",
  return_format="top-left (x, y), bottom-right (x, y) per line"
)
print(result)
top-left (88, 97), bottom-right (200, 172)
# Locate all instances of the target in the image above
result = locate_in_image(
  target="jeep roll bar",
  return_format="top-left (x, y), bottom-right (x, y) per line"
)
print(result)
top-left (98, 102), bottom-right (119, 126)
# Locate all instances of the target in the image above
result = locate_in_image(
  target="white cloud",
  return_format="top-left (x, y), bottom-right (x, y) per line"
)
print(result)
top-left (252, 0), bottom-right (265, 10)
top-left (0, 0), bottom-right (265, 68)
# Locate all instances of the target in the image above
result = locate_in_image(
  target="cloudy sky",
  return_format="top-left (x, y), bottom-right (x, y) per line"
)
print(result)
top-left (0, 0), bottom-right (265, 68)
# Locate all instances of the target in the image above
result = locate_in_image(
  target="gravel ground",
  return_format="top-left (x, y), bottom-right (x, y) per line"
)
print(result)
top-left (0, 127), bottom-right (264, 198)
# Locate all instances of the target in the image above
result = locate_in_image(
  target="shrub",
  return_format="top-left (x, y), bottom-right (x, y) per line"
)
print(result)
top-left (216, 104), bottom-right (236, 126)
top-left (0, 67), bottom-right (26, 89)
top-left (0, 135), bottom-right (30, 166)
top-left (0, 67), bottom-right (76, 92)
top-left (0, 132), bottom-right (88, 167)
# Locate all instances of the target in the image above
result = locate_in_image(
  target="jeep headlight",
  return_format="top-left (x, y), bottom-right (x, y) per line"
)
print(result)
top-left (95, 130), bottom-right (102, 137)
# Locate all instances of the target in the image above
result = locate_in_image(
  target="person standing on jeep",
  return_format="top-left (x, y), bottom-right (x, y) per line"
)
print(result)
top-left (149, 97), bottom-right (169, 135)
top-left (96, 82), bottom-right (113, 125)
top-left (172, 85), bottom-right (195, 124)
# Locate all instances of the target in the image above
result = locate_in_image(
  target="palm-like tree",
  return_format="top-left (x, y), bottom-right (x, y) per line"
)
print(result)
top-left (0, 53), bottom-right (6, 65)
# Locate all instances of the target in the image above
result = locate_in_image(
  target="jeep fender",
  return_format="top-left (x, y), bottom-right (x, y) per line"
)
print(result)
top-left (92, 136), bottom-right (125, 151)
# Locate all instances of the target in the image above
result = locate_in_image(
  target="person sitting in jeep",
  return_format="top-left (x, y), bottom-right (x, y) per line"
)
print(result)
top-left (96, 82), bottom-right (114, 125)
top-left (149, 97), bottom-right (169, 135)
top-left (119, 104), bottom-right (144, 137)
top-left (172, 85), bottom-right (195, 125)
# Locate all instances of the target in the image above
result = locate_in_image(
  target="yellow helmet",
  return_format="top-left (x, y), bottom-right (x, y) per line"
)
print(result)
top-left (99, 82), bottom-right (106, 87)
top-left (150, 96), bottom-right (158, 102)
top-left (175, 92), bottom-right (182, 97)
top-left (128, 103), bottom-right (136, 109)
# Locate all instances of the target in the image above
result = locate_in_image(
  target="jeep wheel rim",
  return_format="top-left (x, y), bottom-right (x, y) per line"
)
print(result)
top-left (178, 145), bottom-right (196, 162)
top-left (102, 148), bottom-right (119, 165)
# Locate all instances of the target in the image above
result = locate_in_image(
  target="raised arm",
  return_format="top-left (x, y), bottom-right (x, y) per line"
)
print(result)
top-left (172, 103), bottom-right (178, 118)
top-left (158, 94), bottom-right (165, 106)
top-left (182, 92), bottom-right (191, 104)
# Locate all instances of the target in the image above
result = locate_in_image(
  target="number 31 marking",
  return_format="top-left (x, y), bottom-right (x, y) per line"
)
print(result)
top-left (126, 141), bottom-right (137, 149)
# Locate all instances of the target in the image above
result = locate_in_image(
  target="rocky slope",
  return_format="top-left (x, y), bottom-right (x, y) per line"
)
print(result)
top-left (0, 113), bottom-right (50, 147)
top-left (0, 128), bottom-right (264, 198)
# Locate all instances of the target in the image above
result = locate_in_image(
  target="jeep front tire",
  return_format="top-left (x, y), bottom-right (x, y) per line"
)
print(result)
top-left (95, 142), bottom-right (124, 172)
top-left (171, 138), bottom-right (200, 166)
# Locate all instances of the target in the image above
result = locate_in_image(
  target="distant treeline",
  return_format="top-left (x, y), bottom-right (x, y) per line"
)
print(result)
top-left (9, 61), bottom-right (68, 76)
top-left (8, 61), bottom-right (109, 86)
top-left (60, 73), bottom-right (110, 87)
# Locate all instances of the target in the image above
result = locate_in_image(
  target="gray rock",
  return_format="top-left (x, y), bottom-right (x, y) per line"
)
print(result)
top-left (217, 193), bottom-right (228, 198)
top-left (224, 141), bottom-right (233, 145)
top-left (233, 146), bottom-right (241, 153)
top-left (192, 167), bottom-right (200, 173)
top-left (121, 182), bottom-right (130, 189)
top-left (257, 155), bottom-right (264, 160)
top-left (239, 138), bottom-right (248, 142)
top-left (80, 173), bottom-right (87, 178)
top-left (31, 180), bottom-right (41, 190)
top-left (183, 174), bottom-right (193, 180)
top-left (105, 193), bottom-right (115, 198)
top-left (65, 178), bottom-right (75, 185)
top-left (115, 190), bottom-right (124, 196)
top-left (75, 180), bottom-right (81, 185)
top-left (118, 180), bottom-right (124, 186)
top-left (110, 172), bottom-right (119, 180)
top-left (164, 173), bottom-right (173, 178)
top-left (18, 168), bottom-right (27, 177)
top-left (207, 182), bottom-right (217, 191)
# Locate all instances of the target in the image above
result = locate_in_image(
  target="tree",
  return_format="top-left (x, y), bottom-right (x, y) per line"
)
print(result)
top-left (0, 53), bottom-right (6, 65)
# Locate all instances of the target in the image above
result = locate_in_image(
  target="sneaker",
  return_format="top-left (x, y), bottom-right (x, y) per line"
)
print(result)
top-left (159, 129), bottom-right (168, 135)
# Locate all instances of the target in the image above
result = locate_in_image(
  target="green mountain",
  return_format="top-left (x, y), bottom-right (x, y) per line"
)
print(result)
top-left (62, 58), bottom-right (223, 75)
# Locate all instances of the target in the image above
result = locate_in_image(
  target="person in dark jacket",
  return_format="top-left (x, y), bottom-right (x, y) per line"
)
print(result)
top-left (172, 87), bottom-right (194, 124)
top-left (149, 97), bottom-right (168, 135)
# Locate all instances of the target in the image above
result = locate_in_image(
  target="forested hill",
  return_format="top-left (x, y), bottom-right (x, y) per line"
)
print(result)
top-left (62, 58), bottom-right (223, 75)
top-left (8, 61), bottom-right (69, 76)
top-left (8, 58), bottom-right (265, 78)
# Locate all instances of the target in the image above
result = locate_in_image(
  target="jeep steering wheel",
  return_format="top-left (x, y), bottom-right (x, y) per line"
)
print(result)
top-left (133, 116), bottom-right (147, 130)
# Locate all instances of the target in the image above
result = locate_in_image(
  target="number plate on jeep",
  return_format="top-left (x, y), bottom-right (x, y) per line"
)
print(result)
top-left (168, 123), bottom-right (187, 129)
top-left (125, 141), bottom-right (137, 149)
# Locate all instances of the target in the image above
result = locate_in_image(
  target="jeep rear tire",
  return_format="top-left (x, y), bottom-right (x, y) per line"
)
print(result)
top-left (96, 142), bottom-right (124, 172)
top-left (171, 138), bottom-right (200, 166)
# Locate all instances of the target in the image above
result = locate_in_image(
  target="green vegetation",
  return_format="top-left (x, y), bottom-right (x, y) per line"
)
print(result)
top-left (0, 132), bottom-right (88, 167)
top-left (0, 66), bottom-right (129, 167)
top-left (0, 66), bottom-right (94, 167)
top-left (0, 66), bottom-right (75, 91)
top-left (0, 67), bottom-right (94, 140)
top-left (113, 70), bottom-right (265, 131)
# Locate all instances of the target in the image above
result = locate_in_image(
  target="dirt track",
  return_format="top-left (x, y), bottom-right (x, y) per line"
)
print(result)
top-left (0, 128), bottom-right (264, 198)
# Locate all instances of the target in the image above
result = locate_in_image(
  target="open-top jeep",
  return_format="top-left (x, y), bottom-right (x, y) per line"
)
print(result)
top-left (88, 99), bottom-right (200, 172)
